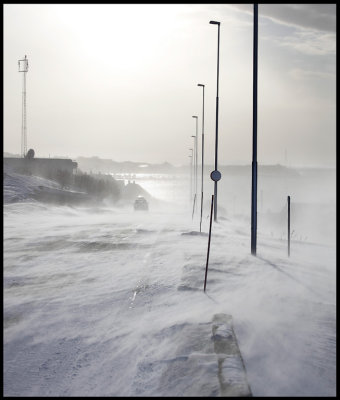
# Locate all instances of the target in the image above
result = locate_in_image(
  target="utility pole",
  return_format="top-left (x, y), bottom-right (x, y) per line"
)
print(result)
top-left (18, 55), bottom-right (29, 158)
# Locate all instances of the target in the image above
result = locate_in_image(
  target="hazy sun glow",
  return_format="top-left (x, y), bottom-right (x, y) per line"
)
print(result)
top-left (49, 4), bottom-right (184, 73)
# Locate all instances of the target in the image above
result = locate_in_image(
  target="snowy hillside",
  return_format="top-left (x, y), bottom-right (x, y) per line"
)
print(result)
top-left (3, 172), bottom-right (336, 396)
top-left (3, 167), bottom-right (154, 207)
top-left (3, 167), bottom-right (92, 205)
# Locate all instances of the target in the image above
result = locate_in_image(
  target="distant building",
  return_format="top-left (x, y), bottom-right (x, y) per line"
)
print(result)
top-left (3, 157), bottom-right (78, 176)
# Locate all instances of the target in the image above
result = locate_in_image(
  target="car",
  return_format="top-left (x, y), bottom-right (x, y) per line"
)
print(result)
top-left (134, 196), bottom-right (149, 211)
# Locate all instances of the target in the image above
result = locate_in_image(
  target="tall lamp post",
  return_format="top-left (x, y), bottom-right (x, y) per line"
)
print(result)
top-left (192, 115), bottom-right (198, 214)
top-left (189, 148), bottom-right (193, 205)
top-left (251, 4), bottom-right (258, 255)
top-left (209, 20), bottom-right (221, 222)
top-left (191, 135), bottom-right (197, 217)
top-left (197, 84), bottom-right (205, 232)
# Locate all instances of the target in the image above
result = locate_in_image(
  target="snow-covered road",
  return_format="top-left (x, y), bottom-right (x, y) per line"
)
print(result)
top-left (3, 199), bottom-right (336, 396)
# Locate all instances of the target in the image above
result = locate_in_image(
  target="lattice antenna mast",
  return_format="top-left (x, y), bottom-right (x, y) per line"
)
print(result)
top-left (18, 55), bottom-right (29, 158)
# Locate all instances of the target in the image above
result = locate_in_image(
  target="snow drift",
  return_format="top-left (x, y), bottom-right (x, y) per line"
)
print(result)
top-left (3, 168), bottom-right (336, 396)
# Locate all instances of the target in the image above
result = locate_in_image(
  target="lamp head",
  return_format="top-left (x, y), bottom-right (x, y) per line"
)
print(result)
top-left (209, 20), bottom-right (220, 25)
top-left (197, 84), bottom-right (205, 87)
top-left (192, 115), bottom-right (198, 118)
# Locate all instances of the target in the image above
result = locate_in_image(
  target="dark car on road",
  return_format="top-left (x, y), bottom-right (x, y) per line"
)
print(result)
top-left (134, 196), bottom-right (148, 211)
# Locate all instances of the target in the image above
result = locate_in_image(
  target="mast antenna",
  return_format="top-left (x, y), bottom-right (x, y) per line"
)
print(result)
top-left (18, 55), bottom-right (29, 157)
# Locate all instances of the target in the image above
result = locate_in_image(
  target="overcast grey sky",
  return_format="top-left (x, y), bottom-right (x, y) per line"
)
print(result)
top-left (3, 4), bottom-right (336, 167)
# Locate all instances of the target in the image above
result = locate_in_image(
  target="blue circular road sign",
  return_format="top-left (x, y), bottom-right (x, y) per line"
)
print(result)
top-left (210, 170), bottom-right (221, 182)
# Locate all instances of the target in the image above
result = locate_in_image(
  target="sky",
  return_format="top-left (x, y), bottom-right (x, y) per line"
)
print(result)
top-left (3, 4), bottom-right (336, 167)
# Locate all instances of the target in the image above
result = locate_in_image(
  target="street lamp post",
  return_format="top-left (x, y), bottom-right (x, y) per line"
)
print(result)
top-left (287, 195), bottom-right (291, 257)
top-left (191, 135), bottom-right (197, 219)
top-left (189, 148), bottom-right (193, 205)
top-left (251, 5), bottom-right (258, 255)
top-left (192, 115), bottom-right (198, 215)
top-left (197, 84), bottom-right (205, 232)
top-left (209, 20), bottom-right (221, 222)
